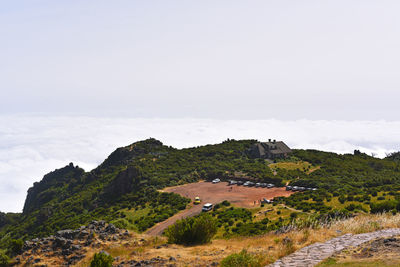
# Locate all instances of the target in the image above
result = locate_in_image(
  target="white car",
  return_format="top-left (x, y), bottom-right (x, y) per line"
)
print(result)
top-left (202, 203), bottom-right (213, 212)
top-left (212, 178), bottom-right (221, 183)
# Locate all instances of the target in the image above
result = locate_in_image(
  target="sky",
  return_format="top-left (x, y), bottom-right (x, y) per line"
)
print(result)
top-left (1, 1), bottom-right (400, 212)
top-left (1, 0), bottom-right (400, 119)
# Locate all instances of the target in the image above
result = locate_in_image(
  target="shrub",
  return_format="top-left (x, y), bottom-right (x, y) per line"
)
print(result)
top-left (9, 239), bottom-right (24, 256)
top-left (344, 204), bottom-right (366, 212)
top-left (370, 200), bottom-right (397, 214)
top-left (164, 214), bottom-right (217, 245)
top-left (0, 251), bottom-right (10, 267)
top-left (90, 251), bottom-right (114, 267)
top-left (222, 200), bottom-right (231, 206)
top-left (338, 195), bottom-right (346, 204)
top-left (220, 249), bottom-right (263, 267)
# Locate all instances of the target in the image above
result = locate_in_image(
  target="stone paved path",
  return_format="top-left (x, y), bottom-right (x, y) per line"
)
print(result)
top-left (268, 228), bottom-right (400, 267)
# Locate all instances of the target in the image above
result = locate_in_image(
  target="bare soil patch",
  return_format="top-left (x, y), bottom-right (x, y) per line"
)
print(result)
top-left (145, 181), bottom-right (294, 236)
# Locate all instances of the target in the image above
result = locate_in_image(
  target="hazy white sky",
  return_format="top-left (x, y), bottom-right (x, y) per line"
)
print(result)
top-left (1, 1), bottom-right (400, 119)
top-left (1, 2), bottom-right (400, 212)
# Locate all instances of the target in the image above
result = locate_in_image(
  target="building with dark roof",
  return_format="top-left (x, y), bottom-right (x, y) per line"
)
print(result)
top-left (249, 139), bottom-right (292, 160)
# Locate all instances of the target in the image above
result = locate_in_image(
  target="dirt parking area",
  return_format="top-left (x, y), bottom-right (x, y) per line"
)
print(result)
top-left (145, 181), bottom-right (294, 236)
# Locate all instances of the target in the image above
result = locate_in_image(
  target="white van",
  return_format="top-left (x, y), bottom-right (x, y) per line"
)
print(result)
top-left (202, 203), bottom-right (213, 212)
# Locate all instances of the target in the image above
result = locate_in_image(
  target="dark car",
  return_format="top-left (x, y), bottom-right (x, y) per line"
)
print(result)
top-left (286, 186), bottom-right (292, 191)
top-left (237, 181), bottom-right (244, 186)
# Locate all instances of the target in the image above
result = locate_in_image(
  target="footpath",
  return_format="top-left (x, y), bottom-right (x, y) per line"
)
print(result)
top-left (268, 228), bottom-right (400, 267)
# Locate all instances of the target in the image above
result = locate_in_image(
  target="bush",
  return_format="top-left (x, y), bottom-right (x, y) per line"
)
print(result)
top-left (222, 200), bottom-right (231, 206)
top-left (370, 200), bottom-right (397, 214)
top-left (338, 195), bottom-right (346, 204)
top-left (220, 249), bottom-right (263, 267)
top-left (0, 251), bottom-right (10, 267)
top-left (90, 251), bottom-right (114, 267)
top-left (9, 239), bottom-right (24, 256)
top-left (164, 214), bottom-right (217, 245)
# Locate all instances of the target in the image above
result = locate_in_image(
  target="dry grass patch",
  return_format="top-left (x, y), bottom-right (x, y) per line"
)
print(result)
top-left (72, 213), bottom-right (400, 266)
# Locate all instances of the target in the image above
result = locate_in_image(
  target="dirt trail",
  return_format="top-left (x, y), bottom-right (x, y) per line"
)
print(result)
top-left (145, 181), bottom-right (294, 236)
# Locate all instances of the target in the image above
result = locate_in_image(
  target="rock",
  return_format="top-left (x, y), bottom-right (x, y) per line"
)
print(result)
top-left (105, 223), bottom-right (117, 234)
top-left (56, 229), bottom-right (78, 240)
top-left (78, 230), bottom-right (90, 239)
top-left (61, 248), bottom-right (72, 256)
top-left (99, 250), bottom-right (110, 256)
top-left (54, 237), bottom-right (72, 249)
top-left (27, 256), bottom-right (34, 263)
top-left (68, 254), bottom-right (85, 265)
top-left (169, 256), bottom-right (176, 261)
top-left (384, 237), bottom-right (397, 243)
top-left (282, 236), bottom-right (292, 245)
top-left (71, 244), bottom-right (81, 251)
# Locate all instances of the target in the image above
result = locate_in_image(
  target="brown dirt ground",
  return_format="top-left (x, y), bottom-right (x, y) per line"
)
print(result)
top-left (145, 181), bottom-right (294, 236)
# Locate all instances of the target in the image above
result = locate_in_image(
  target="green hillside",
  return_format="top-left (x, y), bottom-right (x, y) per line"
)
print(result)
top-left (1, 138), bottom-right (400, 255)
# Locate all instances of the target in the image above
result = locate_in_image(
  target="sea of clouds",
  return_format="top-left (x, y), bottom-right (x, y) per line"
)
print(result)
top-left (1, 115), bottom-right (400, 213)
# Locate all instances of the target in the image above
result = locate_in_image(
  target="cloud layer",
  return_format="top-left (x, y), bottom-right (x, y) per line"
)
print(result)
top-left (1, 115), bottom-right (400, 212)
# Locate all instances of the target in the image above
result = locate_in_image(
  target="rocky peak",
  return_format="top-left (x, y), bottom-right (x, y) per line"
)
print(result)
top-left (23, 163), bottom-right (85, 214)
top-left (98, 138), bottom-right (167, 168)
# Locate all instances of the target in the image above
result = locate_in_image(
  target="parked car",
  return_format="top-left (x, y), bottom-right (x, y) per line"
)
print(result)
top-left (243, 181), bottom-right (251, 186)
top-left (255, 183), bottom-right (261, 187)
top-left (212, 178), bottom-right (221, 184)
top-left (228, 180), bottom-right (237, 185)
top-left (261, 183), bottom-right (268, 188)
top-left (267, 184), bottom-right (274, 188)
top-left (194, 196), bottom-right (201, 204)
top-left (248, 182), bottom-right (255, 187)
top-left (202, 203), bottom-right (213, 212)
top-left (261, 198), bottom-right (274, 204)
top-left (237, 181), bottom-right (244, 186)
top-left (286, 186), bottom-right (292, 191)
top-left (292, 186), bottom-right (299, 191)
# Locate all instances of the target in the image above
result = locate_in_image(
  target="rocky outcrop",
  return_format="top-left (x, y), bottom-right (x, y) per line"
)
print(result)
top-left (103, 166), bottom-right (144, 198)
top-left (99, 138), bottom-right (166, 168)
top-left (19, 221), bottom-right (131, 266)
top-left (23, 163), bottom-right (85, 214)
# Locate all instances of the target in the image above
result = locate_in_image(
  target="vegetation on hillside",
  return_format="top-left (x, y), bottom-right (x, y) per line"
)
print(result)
top-left (1, 138), bottom-right (400, 261)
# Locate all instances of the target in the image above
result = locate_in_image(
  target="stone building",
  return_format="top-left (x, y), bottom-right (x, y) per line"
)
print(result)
top-left (249, 139), bottom-right (292, 159)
